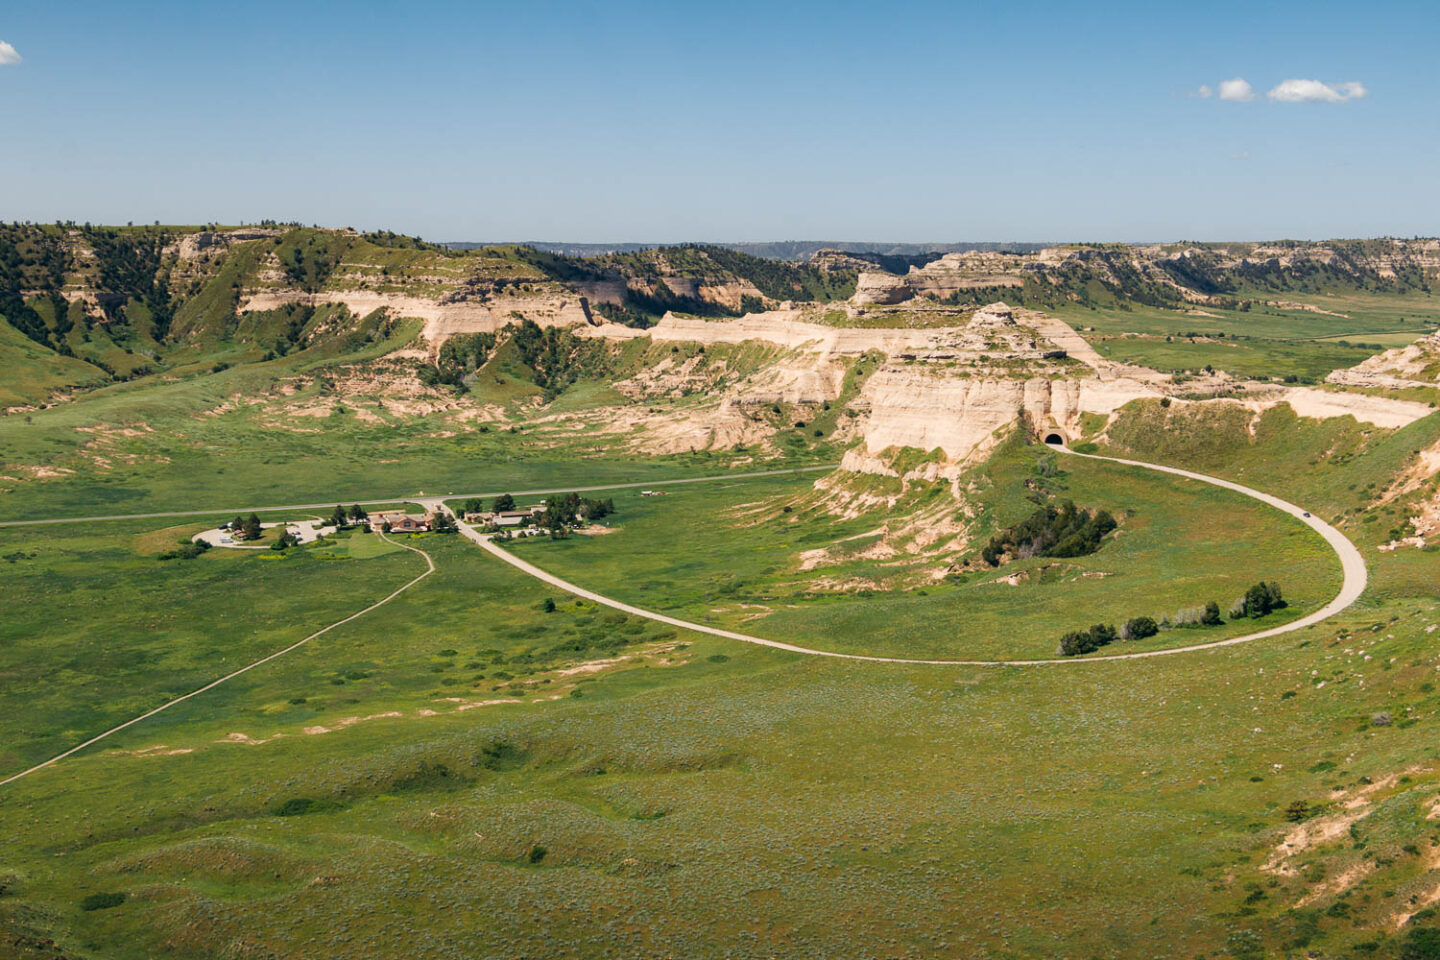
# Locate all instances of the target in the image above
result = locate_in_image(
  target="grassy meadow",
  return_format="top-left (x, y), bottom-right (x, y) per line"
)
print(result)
top-left (1056, 289), bottom-right (1440, 381)
top-left (0, 330), bottom-right (830, 523)
top-left (1, 510), bottom-right (1438, 958)
top-left (501, 448), bottom-right (1339, 660)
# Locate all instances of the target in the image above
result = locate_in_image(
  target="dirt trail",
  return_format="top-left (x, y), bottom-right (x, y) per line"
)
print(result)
top-left (0, 534), bottom-right (435, 789)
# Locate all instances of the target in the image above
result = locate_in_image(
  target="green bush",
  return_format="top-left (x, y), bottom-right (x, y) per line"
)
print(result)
top-left (1058, 624), bottom-right (1118, 656)
top-left (80, 891), bottom-right (127, 911)
top-left (273, 797), bottom-right (339, 817)
top-left (1123, 616), bottom-right (1159, 640)
top-left (158, 540), bottom-right (210, 561)
top-left (1402, 925), bottom-right (1440, 960)
top-left (1242, 581), bottom-right (1285, 618)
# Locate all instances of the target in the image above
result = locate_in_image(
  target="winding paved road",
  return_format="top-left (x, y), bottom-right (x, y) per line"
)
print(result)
top-left (462, 442), bottom-right (1367, 666)
top-left (0, 447), bottom-right (1368, 787)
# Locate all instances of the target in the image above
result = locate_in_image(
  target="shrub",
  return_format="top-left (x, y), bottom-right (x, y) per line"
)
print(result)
top-left (273, 797), bottom-right (338, 816)
top-left (80, 892), bottom-right (127, 911)
top-left (1088, 623), bottom-right (1118, 646)
top-left (1241, 581), bottom-right (1285, 619)
top-left (1284, 799), bottom-right (1311, 822)
top-left (1122, 616), bottom-right (1159, 640)
top-left (1058, 631), bottom-right (1093, 657)
top-left (1401, 926), bottom-right (1440, 960)
top-left (527, 844), bottom-right (548, 864)
top-left (159, 540), bottom-right (210, 561)
top-left (1057, 624), bottom-right (1118, 656)
top-left (1170, 605), bottom-right (1206, 627)
top-left (1201, 601), bottom-right (1223, 626)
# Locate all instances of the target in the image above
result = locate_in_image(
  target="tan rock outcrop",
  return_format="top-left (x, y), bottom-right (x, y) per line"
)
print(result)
top-left (851, 270), bottom-right (913, 306)
top-left (1327, 331), bottom-right (1440, 390)
top-left (852, 367), bottom-right (1160, 461)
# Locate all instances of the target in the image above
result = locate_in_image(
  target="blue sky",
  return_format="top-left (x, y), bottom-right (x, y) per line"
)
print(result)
top-left (1, 1), bottom-right (1435, 241)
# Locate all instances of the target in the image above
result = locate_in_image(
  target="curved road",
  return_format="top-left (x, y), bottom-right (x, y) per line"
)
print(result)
top-left (0, 448), bottom-right (1368, 787)
top-left (464, 443), bottom-right (1367, 666)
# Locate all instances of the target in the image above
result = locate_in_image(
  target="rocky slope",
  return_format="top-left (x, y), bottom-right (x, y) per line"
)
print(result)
top-left (1329, 331), bottom-right (1440, 390)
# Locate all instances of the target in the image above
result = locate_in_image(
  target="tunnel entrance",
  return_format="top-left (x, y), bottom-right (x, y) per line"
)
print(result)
top-left (1044, 433), bottom-right (1065, 445)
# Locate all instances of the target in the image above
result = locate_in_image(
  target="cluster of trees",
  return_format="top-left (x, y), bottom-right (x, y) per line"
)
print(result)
top-left (360, 230), bottom-right (447, 253)
top-left (230, 513), bottom-right (263, 541)
top-left (1234, 581), bottom-right (1285, 619)
top-left (1056, 582), bottom-right (1284, 657)
top-left (327, 504), bottom-right (369, 528)
top-left (0, 225), bottom-right (72, 349)
top-left (430, 513), bottom-right (458, 533)
top-left (507, 318), bottom-right (614, 399)
top-left (1057, 618), bottom-right (1160, 656)
top-left (277, 231), bottom-right (351, 293)
top-left (478, 491), bottom-right (616, 539)
top-left (86, 227), bottom-right (174, 333)
top-left (0, 223), bottom-right (181, 352)
top-left (511, 243), bottom-right (859, 326)
top-left (421, 332), bottom-right (497, 390)
top-left (543, 493), bottom-right (614, 530)
top-left (980, 500), bottom-right (1118, 567)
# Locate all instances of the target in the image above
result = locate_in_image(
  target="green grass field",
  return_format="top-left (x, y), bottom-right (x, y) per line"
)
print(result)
top-left (500, 451), bottom-right (1338, 660)
top-left (1, 497), bottom-right (1438, 959)
top-left (1056, 290), bottom-right (1440, 381)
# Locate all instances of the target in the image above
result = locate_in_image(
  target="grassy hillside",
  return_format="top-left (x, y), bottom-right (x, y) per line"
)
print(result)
top-left (0, 317), bottom-right (110, 407)
top-left (1055, 291), bottom-right (1440, 382)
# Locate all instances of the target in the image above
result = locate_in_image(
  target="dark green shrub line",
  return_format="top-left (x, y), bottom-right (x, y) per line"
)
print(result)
top-left (1056, 582), bottom-right (1285, 656)
top-left (158, 539), bottom-right (210, 561)
top-left (79, 891), bottom-right (127, 911)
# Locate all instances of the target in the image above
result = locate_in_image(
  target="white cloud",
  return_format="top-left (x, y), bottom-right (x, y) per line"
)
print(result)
top-left (1267, 79), bottom-right (1367, 103)
top-left (1193, 84), bottom-right (1213, 99)
top-left (1218, 78), bottom-right (1254, 102)
top-left (0, 41), bottom-right (21, 66)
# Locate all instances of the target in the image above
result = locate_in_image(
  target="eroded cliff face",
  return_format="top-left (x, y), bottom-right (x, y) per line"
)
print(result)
top-left (1328, 331), bottom-right (1440, 390)
top-left (239, 289), bottom-right (595, 347)
top-left (846, 370), bottom-right (1159, 468)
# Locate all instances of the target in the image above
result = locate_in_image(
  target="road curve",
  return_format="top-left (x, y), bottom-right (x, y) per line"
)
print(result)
top-left (0, 466), bottom-right (837, 528)
top-left (0, 534), bottom-right (435, 789)
top-left (463, 444), bottom-right (1367, 666)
